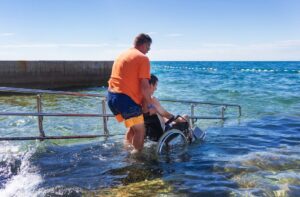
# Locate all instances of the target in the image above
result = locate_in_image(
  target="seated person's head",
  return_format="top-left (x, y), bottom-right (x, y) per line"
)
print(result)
top-left (149, 74), bottom-right (158, 95)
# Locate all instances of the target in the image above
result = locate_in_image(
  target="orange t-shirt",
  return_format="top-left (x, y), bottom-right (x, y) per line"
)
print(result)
top-left (108, 48), bottom-right (150, 105)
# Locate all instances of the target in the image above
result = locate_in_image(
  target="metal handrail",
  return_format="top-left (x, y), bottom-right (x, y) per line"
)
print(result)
top-left (0, 87), bottom-right (242, 141)
top-left (160, 98), bottom-right (240, 107)
top-left (0, 87), bottom-right (242, 115)
top-left (159, 98), bottom-right (242, 117)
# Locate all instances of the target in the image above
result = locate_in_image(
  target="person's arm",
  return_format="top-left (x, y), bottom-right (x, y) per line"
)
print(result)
top-left (152, 97), bottom-right (174, 119)
top-left (140, 78), bottom-right (153, 108)
top-left (139, 56), bottom-right (152, 110)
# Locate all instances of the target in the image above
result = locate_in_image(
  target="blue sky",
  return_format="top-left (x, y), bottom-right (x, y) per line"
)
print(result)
top-left (0, 0), bottom-right (300, 60)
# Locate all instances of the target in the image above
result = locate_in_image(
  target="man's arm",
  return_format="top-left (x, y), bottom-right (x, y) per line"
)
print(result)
top-left (140, 78), bottom-right (152, 107)
top-left (152, 97), bottom-right (174, 119)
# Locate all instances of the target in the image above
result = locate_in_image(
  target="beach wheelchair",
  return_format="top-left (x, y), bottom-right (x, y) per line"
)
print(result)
top-left (144, 113), bottom-right (206, 154)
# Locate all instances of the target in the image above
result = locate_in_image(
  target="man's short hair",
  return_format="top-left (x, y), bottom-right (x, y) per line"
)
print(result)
top-left (149, 74), bottom-right (158, 85)
top-left (134, 33), bottom-right (152, 47)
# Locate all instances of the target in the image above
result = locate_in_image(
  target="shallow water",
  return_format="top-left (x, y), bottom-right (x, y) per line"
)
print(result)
top-left (0, 61), bottom-right (299, 196)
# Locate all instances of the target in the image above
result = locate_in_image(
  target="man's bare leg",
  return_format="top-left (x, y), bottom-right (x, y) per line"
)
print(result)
top-left (125, 128), bottom-right (134, 145)
top-left (130, 123), bottom-right (145, 153)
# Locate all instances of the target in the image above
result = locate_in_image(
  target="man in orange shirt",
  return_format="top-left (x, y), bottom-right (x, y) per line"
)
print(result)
top-left (107, 33), bottom-right (153, 153)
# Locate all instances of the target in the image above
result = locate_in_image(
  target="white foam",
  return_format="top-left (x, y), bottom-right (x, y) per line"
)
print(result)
top-left (98, 154), bottom-right (107, 161)
top-left (0, 146), bottom-right (43, 197)
top-left (0, 171), bottom-right (42, 197)
top-left (102, 142), bottom-right (115, 149)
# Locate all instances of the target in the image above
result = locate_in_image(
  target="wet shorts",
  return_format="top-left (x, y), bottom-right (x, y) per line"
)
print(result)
top-left (107, 91), bottom-right (143, 128)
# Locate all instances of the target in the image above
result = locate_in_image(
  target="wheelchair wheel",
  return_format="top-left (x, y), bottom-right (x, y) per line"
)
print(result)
top-left (156, 129), bottom-right (188, 155)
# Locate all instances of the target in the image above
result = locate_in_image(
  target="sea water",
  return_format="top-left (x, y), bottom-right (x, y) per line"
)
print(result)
top-left (0, 61), bottom-right (299, 196)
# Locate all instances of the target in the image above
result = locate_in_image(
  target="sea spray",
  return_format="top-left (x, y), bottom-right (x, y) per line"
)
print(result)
top-left (0, 142), bottom-right (42, 197)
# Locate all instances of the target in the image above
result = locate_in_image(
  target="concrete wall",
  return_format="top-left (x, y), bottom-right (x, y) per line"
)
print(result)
top-left (0, 61), bottom-right (113, 89)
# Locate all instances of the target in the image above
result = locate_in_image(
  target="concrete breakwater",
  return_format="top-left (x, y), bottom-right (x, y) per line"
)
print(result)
top-left (0, 61), bottom-right (113, 89)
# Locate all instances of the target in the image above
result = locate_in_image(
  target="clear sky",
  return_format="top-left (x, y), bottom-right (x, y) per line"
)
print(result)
top-left (0, 0), bottom-right (300, 61)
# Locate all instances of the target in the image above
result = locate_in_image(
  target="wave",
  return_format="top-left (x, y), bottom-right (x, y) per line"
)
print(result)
top-left (0, 143), bottom-right (42, 197)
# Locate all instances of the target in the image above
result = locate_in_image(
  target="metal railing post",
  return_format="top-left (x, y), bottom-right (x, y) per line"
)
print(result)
top-left (221, 106), bottom-right (226, 120)
top-left (191, 104), bottom-right (195, 128)
top-left (102, 99), bottom-right (109, 136)
top-left (37, 94), bottom-right (46, 140)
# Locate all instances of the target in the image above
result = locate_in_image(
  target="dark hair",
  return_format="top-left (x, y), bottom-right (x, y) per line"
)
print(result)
top-left (134, 33), bottom-right (152, 47)
top-left (149, 74), bottom-right (158, 85)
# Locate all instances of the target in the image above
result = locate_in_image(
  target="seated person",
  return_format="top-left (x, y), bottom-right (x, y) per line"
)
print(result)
top-left (143, 74), bottom-right (190, 142)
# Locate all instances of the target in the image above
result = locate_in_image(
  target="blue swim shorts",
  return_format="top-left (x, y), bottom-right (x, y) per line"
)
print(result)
top-left (107, 91), bottom-right (144, 128)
